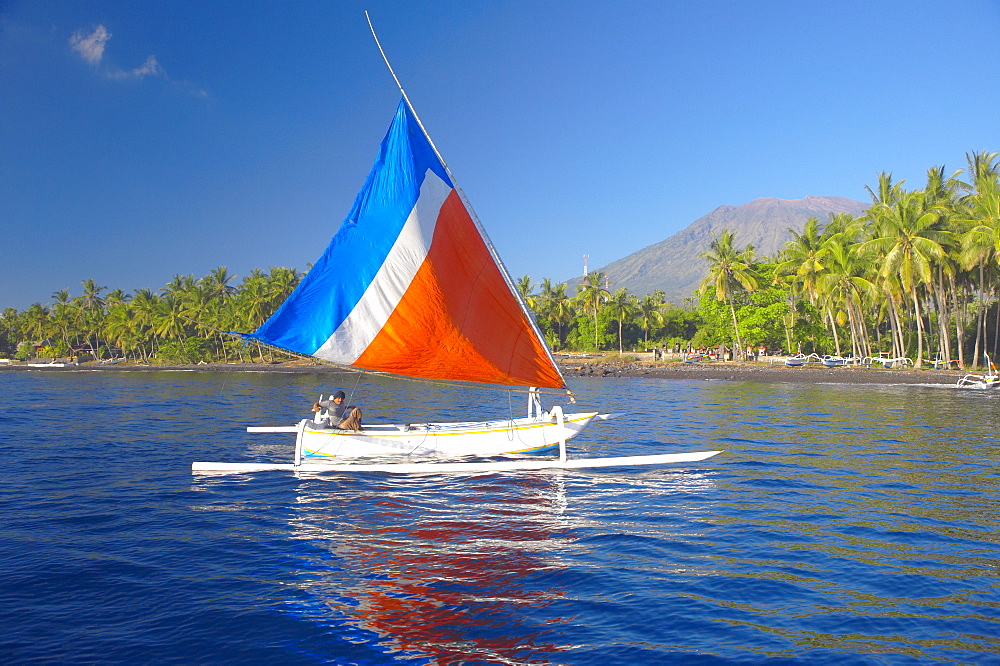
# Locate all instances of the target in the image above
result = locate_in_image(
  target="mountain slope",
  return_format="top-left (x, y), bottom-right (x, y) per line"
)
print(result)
top-left (566, 195), bottom-right (868, 303)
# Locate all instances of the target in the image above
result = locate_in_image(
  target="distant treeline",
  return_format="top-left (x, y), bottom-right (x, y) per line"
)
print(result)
top-left (0, 268), bottom-right (300, 364)
top-left (4, 151), bottom-right (1000, 369)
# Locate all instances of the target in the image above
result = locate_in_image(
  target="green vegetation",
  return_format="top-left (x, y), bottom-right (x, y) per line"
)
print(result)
top-left (4, 152), bottom-right (1000, 369)
top-left (521, 153), bottom-right (1000, 369)
top-left (0, 267), bottom-right (301, 363)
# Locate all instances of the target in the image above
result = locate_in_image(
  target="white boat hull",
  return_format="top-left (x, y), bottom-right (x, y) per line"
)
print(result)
top-left (295, 411), bottom-right (599, 459)
top-left (194, 410), bottom-right (725, 474)
top-left (957, 375), bottom-right (1000, 390)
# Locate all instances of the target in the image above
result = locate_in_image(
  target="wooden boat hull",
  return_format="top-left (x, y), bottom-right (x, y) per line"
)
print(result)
top-left (296, 412), bottom-right (599, 459)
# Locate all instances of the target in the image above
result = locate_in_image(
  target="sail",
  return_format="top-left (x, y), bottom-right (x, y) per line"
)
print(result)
top-left (250, 99), bottom-right (565, 389)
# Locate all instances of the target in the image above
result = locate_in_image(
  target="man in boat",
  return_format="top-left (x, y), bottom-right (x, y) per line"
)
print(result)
top-left (311, 390), bottom-right (362, 430)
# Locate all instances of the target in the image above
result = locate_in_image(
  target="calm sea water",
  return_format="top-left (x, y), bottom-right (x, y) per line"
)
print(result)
top-left (2, 369), bottom-right (999, 664)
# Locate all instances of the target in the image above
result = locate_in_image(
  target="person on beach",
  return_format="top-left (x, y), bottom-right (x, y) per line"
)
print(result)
top-left (311, 390), bottom-right (362, 430)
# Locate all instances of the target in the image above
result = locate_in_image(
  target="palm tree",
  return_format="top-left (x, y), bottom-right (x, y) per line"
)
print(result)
top-left (606, 288), bottom-right (637, 354)
top-left (79, 278), bottom-right (105, 311)
top-left (235, 269), bottom-right (273, 360)
top-left (699, 230), bottom-right (758, 360)
top-left (575, 271), bottom-right (610, 351)
top-left (861, 191), bottom-right (954, 367)
top-left (162, 274), bottom-right (196, 297)
top-left (964, 150), bottom-right (1000, 192)
top-left (516, 275), bottom-right (535, 309)
top-left (266, 266), bottom-right (302, 310)
top-left (778, 217), bottom-right (835, 305)
top-left (920, 166), bottom-right (963, 366)
top-left (24, 303), bottom-right (51, 345)
top-left (180, 284), bottom-right (213, 340)
top-left (76, 278), bottom-right (107, 356)
top-left (818, 229), bottom-right (874, 359)
top-left (104, 301), bottom-right (135, 360)
top-left (152, 294), bottom-right (189, 344)
top-left (130, 289), bottom-right (159, 361)
top-left (237, 269), bottom-right (271, 330)
top-left (960, 151), bottom-right (1000, 366)
top-left (636, 294), bottom-right (665, 346)
top-left (203, 266), bottom-right (237, 304)
top-left (1, 307), bottom-right (22, 354)
top-left (865, 171), bottom-right (905, 214)
top-left (547, 283), bottom-right (574, 348)
top-left (104, 288), bottom-right (130, 307)
top-left (777, 216), bottom-right (833, 353)
top-left (48, 289), bottom-right (76, 349)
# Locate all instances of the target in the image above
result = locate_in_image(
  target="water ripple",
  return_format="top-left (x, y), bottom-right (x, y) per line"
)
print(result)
top-left (2, 372), bottom-right (1000, 662)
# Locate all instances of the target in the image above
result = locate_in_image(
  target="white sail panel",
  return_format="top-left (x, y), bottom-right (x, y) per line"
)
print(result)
top-left (314, 170), bottom-right (450, 362)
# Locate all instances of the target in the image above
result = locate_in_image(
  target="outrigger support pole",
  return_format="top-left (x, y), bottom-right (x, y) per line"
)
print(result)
top-left (293, 420), bottom-right (306, 467)
top-left (552, 405), bottom-right (568, 462)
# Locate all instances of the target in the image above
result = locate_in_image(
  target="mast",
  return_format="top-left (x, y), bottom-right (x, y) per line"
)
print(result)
top-left (364, 12), bottom-right (566, 388)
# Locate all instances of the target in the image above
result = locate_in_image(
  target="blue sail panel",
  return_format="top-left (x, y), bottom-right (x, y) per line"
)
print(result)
top-left (251, 100), bottom-right (450, 355)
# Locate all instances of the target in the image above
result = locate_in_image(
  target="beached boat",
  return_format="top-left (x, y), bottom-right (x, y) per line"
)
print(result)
top-left (683, 353), bottom-right (714, 363)
top-left (957, 354), bottom-right (1000, 390)
top-left (192, 25), bottom-right (720, 474)
top-left (784, 353), bottom-right (820, 367)
top-left (863, 355), bottom-right (914, 369)
top-left (821, 355), bottom-right (856, 368)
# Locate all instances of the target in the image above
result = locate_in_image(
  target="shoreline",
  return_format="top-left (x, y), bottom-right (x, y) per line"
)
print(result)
top-left (0, 358), bottom-right (972, 385)
top-left (557, 359), bottom-right (966, 385)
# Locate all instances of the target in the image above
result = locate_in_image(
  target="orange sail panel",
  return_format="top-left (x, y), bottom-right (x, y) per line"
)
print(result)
top-left (355, 190), bottom-right (564, 388)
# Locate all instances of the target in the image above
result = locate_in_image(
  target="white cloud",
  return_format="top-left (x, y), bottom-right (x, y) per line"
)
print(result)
top-left (107, 55), bottom-right (165, 80)
top-left (69, 25), bottom-right (111, 65)
top-left (67, 24), bottom-right (204, 96)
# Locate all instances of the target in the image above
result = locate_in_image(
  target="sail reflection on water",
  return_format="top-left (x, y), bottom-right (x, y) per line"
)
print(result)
top-left (276, 470), bottom-right (721, 661)
top-left (285, 473), bottom-right (574, 662)
top-left (189, 438), bottom-right (722, 661)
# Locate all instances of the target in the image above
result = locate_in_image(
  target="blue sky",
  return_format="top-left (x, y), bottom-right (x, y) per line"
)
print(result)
top-left (3, 1), bottom-right (1000, 311)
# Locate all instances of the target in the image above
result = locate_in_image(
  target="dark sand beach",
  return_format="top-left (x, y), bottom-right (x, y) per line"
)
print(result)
top-left (2, 358), bottom-right (970, 385)
top-left (556, 359), bottom-right (965, 385)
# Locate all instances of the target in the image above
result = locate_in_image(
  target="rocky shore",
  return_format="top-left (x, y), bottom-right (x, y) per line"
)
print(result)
top-left (558, 358), bottom-right (968, 384)
top-left (1, 358), bottom-right (971, 385)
